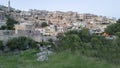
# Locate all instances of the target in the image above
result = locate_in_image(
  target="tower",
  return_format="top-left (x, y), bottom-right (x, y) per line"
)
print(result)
top-left (8, 0), bottom-right (10, 13)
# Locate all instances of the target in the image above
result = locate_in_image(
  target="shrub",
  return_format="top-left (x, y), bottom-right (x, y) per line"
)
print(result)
top-left (41, 22), bottom-right (48, 27)
top-left (6, 37), bottom-right (37, 51)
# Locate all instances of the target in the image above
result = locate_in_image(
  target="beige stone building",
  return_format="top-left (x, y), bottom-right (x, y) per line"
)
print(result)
top-left (14, 22), bottom-right (35, 34)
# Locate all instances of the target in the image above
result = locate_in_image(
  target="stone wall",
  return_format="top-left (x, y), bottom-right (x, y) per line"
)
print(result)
top-left (0, 30), bottom-right (57, 42)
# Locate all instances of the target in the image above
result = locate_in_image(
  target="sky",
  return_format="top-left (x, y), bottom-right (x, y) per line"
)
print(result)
top-left (0, 0), bottom-right (119, 19)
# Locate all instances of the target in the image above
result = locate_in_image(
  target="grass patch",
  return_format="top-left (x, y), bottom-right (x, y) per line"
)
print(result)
top-left (0, 49), bottom-right (119, 68)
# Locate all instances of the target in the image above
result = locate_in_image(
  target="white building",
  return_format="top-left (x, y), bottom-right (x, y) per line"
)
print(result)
top-left (72, 22), bottom-right (86, 30)
top-left (35, 25), bottom-right (56, 36)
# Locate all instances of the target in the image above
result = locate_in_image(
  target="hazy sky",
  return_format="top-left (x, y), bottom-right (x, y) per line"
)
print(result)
top-left (0, 0), bottom-right (119, 19)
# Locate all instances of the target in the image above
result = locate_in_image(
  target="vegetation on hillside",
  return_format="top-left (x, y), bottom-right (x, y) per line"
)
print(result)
top-left (105, 19), bottom-right (120, 35)
top-left (0, 18), bottom-right (120, 67)
top-left (6, 37), bottom-right (37, 51)
top-left (0, 49), bottom-right (117, 68)
top-left (0, 17), bottom-right (18, 30)
top-left (57, 23), bottom-right (120, 64)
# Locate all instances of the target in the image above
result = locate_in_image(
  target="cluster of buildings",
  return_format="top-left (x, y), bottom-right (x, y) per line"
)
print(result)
top-left (0, 8), bottom-right (117, 36)
top-left (0, 0), bottom-right (117, 42)
top-left (11, 9), bottom-right (116, 36)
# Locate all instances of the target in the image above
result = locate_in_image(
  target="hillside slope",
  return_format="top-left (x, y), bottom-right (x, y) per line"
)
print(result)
top-left (0, 49), bottom-right (119, 68)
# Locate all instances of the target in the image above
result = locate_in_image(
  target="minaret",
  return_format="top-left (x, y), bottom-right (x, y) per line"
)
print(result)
top-left (8, 0), bottom-right (10, 13)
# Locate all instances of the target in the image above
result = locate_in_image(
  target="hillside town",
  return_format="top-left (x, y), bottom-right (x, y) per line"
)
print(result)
top-left (0, 3), bottom-right (117, 42)
top-left (0, 0), bottom-right (120, 68)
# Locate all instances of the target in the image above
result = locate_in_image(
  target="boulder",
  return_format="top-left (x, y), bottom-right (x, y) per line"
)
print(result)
top-left (37, 51), bottom-right (48, 61)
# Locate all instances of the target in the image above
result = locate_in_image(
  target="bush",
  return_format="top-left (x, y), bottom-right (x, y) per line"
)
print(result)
top-left (58, 33), bottom-right (82, 51)
top-left (41, 22), bottom-right (48, 27)
top-left (6, 37), bottom-right (37, 51)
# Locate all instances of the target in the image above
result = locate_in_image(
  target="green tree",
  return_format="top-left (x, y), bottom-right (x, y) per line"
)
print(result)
top-left (105, 19), bottom-right (120, 35)
top-left (58, 33), bottom-right (82, 51)
top-left (79, 28), bottom-right (91, 42)
top-left (6, 17), bottom-right (18, 30)
top-left (41, 22), bottom-right (48, 28)
top-left (105, 24), bottom-right (117, 35)
top-left (91, 35), bottom-right (106, 50)
top-left (0, 17), bottom-right (18, 30)
top-left (117, 19), bottom-right (120, 23)
top-left (115, 32), bottom-right (120, 38)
